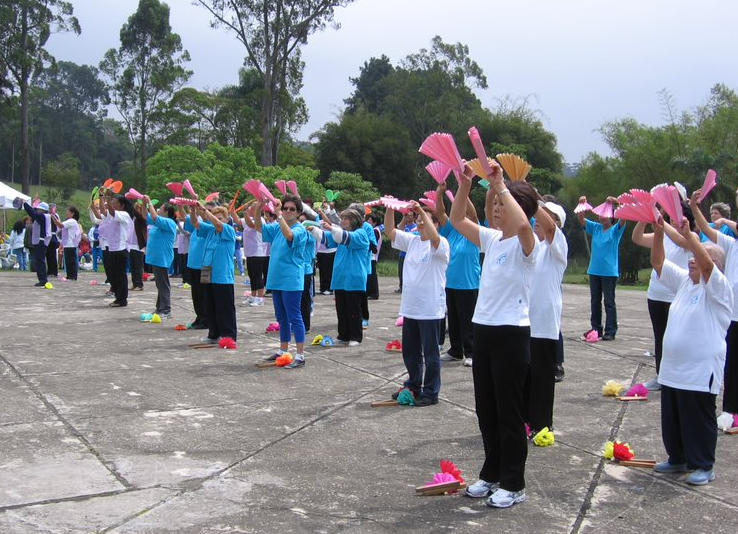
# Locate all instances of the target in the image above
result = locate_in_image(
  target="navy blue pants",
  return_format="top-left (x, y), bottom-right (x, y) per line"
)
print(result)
top-left (33, 242), bottom-right (48, 284)
top-left (589, 275), bottom-right (618, 336)
top-left (402, 317), bottom-right (443, 400)
top-left (661, 385), bottom-right (717, 470)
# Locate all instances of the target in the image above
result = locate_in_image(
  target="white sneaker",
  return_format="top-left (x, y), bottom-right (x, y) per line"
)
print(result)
top-left (348, 340), bottom-right (361, 347)
top-left (486, 488), bottom-right (526, 508)
top-left (643, 378), bottom-right (661, 391)
top-left (249, 297), bottom-right (264, 307)
top-left (463, 358), bottom-right (473, 367)
top-left (465, 479), bottom-right (498, 498)
top-left (322, 290), bottom-right (332, 295)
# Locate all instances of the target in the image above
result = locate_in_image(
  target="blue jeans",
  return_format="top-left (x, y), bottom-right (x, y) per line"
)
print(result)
top-left (92, 246), bottom-right (102, 272)
top-left (12, 248), bottom-right (26, 270)
top-left (272, 289), bottom-right (305, 344)
top-left (589, 275), bottom-right (618, 336)
top-left (402, 318), bottom-right (443, 400)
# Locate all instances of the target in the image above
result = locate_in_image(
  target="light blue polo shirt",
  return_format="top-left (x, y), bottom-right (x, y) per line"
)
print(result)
top-left (440, 221), bottom-right (480, 290)
top-left (262, 221), bottom-right (307, 291)
top-left (185, 215), bottom-right (205, 270)
top-left (324, 228), bottom-right (370, 291)
top-left (145, 214), bottom-right (177, 269)
top-left (198, 222), bottom-right (236, 284)
top-left (586, 219), bottom-right (626, 277)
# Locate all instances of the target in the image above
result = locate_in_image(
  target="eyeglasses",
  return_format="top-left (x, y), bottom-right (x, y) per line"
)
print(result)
top-left (282, 206), bottom-right (297, 212)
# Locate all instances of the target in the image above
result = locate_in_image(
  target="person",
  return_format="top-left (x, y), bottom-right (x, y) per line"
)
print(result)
top-left (23, 215), bottom-right (35, 272)
top-left (129, 202), bottom-right (147, 291)
top-left (577, 196), bottom-right (626, 340)
top-left (298, 211), bottom-right (317, 332)
top-left (700, 201), bottom-right (735, 241)
top-left (365, 212), bottom-right (382, 301)
top-left (650, 215), bottom-right (732, 485)
top-left (143, 197), bottom-right (178, 319)
top-left (92, 193), bottom-right (133, 307)
top-left (346, 202), bottom-right (377, 329)
top-left (176, 217), bottom-right (191, 288)
top-left (191, 203), bottom-right (238, 346)
top-left (51, 206), bottom-right (82, 281)
top-left (450, 161), bottom-right (539, 509)
top-left (183, 202), bottom-right (217, 329)
top-left (255, 194), bottom-right (308, 368)
top-left (384, 203), bottom-right (449, 406)
top-left (632, 208), bottom-right (694, 390)
top-left (525, 201), bottom-right (568, 436)
top-left (690, 189), bottom-right (738, 427)
top-left (435, 181), bottom-right (481, 368)
top-left (78, 234), bottom-right (92, 267)
top-left (316, 201), bottom-right (338, 296)
top-left (395, 211), bottom-right (418, 293)
top-left (21, 199), bottom-right (53, 286)
top-left (233, 201), bottom-right (269, 307)
top-left (8, 219), bottom-right (27, 271)
top-left (309, 207), bottom-right (369, 346)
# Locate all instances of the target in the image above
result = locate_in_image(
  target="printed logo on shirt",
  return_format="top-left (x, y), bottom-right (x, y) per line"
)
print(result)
top-left (420, 251), bottom-right (430, 263)
top-left (690, 295), bottom-right (699, 305)
top-left (496, 252), bottom-right (508, 266)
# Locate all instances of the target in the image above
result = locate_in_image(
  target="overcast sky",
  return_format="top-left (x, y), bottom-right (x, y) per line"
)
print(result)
top-left (47, 0), bottom-right (738, 164)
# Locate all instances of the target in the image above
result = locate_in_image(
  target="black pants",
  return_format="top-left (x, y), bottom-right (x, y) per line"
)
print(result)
top-left (189, 268), bottom-right (208, 327)
top-left (556, 331), bottom-right (564, 365)
top-left (46, 242), bottom-right (59, 276)
top-left (246, 256), bottom-right (268, 291)
top-left (152, 265), bottom-right (171, 315)
top-left (647, 299), bottom-right (671, 373)
top-left (129, 249), bottom-right (144, 289)
top-left (525, 337), bottom-right (557, 432)
top-left (102, 248), bottom-right (111, 283)
top-left (661, 384), bottom-right (717, 470)
top-left (446, 288), bottom-right (477, 358)
top-left (589, 275), bottom-right (618, 336)
top-left (335, 290), bottom-right (364, 342)
top-left (472, 324), bottom-right (530, 492)
top-left (402, 318), bottom-right (443, 400)
top-left (317, 252), bottom-right (335, 293)
top-left (398, 255), bottom-right (405, 290)
top-left (724, 321), bottom-right (738, 413)
top-left (33, 242), bottom-right (47, 283)
top-left (360, 286), bottom-right (370, 321)
top-left (179, 253), bottom-right (190, 284)
top-left (204, 282), bottom-right (237, 340)
top-left (63, 247), bottom-right (78, 280)
top-left (301, 273), bottom-right (313, 332)
top-left (108, 250), bottom-right (129, 305)
top-left (366, 259), bottom-right (379, 299)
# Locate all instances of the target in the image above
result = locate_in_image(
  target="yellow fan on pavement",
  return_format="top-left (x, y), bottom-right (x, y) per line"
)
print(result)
top-left (496, 153), bottom-right (532, 182)
top-left (467, 157), bottom-right (495, 179)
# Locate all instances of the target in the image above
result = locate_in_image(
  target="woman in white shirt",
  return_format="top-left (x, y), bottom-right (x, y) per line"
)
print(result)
top-left (450, 160), bottom-right (539, 509)
top-left (51, 206), bottom-right (82, 281)
top-left (92, 194), bottom-right (133, 307)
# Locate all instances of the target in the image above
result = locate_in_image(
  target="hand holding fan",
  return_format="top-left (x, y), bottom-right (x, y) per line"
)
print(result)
top-left (574, 201), bottom-right (593, 214)
top-left (381, 195), bottom-right (414, 214)
top-left (125, 188), bottom-right (144, 201)
top-left (697, 169), bottom-right (718, 203)
top-left (419, 133), bottom-right (464, 173)
top-left (425, 161), bottom-right (452, 185)
top-left (468, 127), bottom-right (494, 176)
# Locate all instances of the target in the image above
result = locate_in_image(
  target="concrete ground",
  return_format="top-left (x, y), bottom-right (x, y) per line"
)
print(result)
top-left (0, 271), bottom-right (737, 534)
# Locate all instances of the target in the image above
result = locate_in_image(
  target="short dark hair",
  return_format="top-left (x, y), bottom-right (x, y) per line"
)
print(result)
top-left (68, 206), bottom-right (80, 221)
top-left (507, 181), bottom-right (540, 219)
top-left (282, 193), bottom-right (303, 214)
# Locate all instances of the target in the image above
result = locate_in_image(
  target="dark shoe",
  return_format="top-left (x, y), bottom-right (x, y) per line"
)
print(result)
top-left (284, 357), bottom-right (305, 369)
top-left (34, 282), bottom-right (45, 287)
top-left (391, 387), bottom-right (418, 400)
top-left (415, 396), bottom-right (439, 407)
top-left (554, 365), bottom-right (565, 383)
top-left (263, 352), bottom-right (281, 362)
top-left (601, 333), bottom-right (615, 341)
top-left (109, 301), bottom-right (127, 307)
top-left (654, 461), bottom-right (688, 474)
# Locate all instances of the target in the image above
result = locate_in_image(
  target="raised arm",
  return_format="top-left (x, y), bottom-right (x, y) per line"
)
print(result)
top-left (714, 217), bottom-right (738, 234)
top-left (680, 216), bottom-right (715, 282)
top-left (197, 204), bottom-right (224, 233)
top-left (632, 221), bottom-right (654, 248)
top-left (273, 199), bottom-right (295, 242)
top-left (690, 189), bottom-right (717, 243)
top-left (414, 202), bottom-right (441, 249)
top-left (143, 196), bottom-right (158, 222)
top-left (577, 196), bottom-right (588, 228)
top-left (434, 182), bottom-right (449, 226)
top-left (651, 217), bottom-right (665, 277)
top-left (450, 165), bottom-right (481, 247)
top-left (535, 202), bottom-right (558, 243)
top-left (384, 207), bottom-right (397, 242)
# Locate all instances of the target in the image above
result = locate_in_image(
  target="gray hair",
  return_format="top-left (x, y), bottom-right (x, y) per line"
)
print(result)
top-left (339, 209), bottom-right (363, 230)
top-left (710, 202), bottom-right (731, 218)
top-left (703, 243), bottom-right (726, 273)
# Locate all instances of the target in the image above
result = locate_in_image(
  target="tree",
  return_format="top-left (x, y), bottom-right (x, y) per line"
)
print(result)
top-left (100, 0), bottom-right (191, 189)
top-left (0, 0), bottom-right (80, 194)
top-left (41, 151), bottom-right (80, 201)
top-left (194, 0), bottom-right (356, 166)
top-left (323, 171), bottom-right (379, 208)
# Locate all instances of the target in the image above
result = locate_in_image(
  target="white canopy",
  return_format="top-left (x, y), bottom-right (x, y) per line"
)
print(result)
top-left (0, 181), bottom-right (30, 209)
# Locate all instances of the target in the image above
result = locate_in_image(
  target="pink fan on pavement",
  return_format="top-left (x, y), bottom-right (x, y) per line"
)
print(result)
top-left (125, 188), bottom-right (144, 201)
top-left (574, 201), bottom-right (593, 214)
top-left (651, 184), bottom-right (683, 227)
top-left (205, 192), bottom-right (220, 202)
top-left (419, 133), bottom-right (464, 173)
top-left (614, 202), bottom-right (659, 224)
top-left (166, 182), bottom-right (184, 197)
top-left (182, 179), bottom-right (198, 199)
top-left (445, 190), bottom-right (455, 203)
top-left (275, 180), bottom-right (288, 195)
top-left (468, 126), bottom-right (494, 176)
top-left (381, 195), bottom-right (413, 214)
top-left (697, 169), bottom-right (718, 203)
top-left (425, 161), bottom-right (452, 185)
top-left (626, 383), bottom-right (649, 398)
top-left (286, 180), bottom-right (298, 195)
top-left (592, 201), bottom-right (615, 218)
top-left (431, 472), bottom-right (457, 485)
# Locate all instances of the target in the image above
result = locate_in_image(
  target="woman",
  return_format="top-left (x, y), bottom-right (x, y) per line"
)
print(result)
top-left (650, 215), bottom-right (732, 485)
top-left (384, 203), bottom-right (449, 406)
top-left (129, 202), bottom-right (147, 291)
top-left (233, 201), bottom-right (269, 307)
top-left (298, 211), bottom-right (317, 332)
top-left (255, 194), bottom-right (308, 368)
top-left (143, 197), bottom-right (178, 319)
top-left (192, 204), bottom-right (237, 346)
top-left (450, 160), bottom-right (538, 509)
top-left (93, 193), bottom-right (133, 307)
top-left (310, 208), bottom-right (369, 346)
top-left (525, 201), bottom-right (568, 436)
top-left (8, 219), bottom-right (27, 271)
top-left (51, 206), bottom-right (82, 281)
top-left (316, 201), bottom-right (338, 295)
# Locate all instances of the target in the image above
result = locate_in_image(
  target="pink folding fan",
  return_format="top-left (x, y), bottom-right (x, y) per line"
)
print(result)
top-left (651, 184), bottom-right (683, 226)
top-left (468, 127), bottom-right (493, 176)
top-left (697, 169), bottom-right (718, 203)
top-left (425, 160), bottom-right (452, 185)
top-left (419, 133), bottom-right (464, 173)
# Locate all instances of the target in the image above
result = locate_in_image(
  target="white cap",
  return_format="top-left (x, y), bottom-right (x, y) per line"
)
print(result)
top-left (543, 202), bottom-right (566, 228)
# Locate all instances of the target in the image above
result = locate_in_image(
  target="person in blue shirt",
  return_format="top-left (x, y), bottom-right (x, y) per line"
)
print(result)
top-left (700, 202), bottom-right (736, 242)
top-left (182, 201), bottom-right (217, 330)
top-left (308, 208), bottom-right (370, 346)
top-left (577, 196), bottom-right (627, 341)
top-left (298, 212), bottom-right (317, 333)
top-left (192, 204), bottom-right (237, 346)
top-left (347, 202), bottom-right (377, 328)
top-left (255, 194), bottom-right (308, 368)
top-left (142, 197), bottom-right (178, 318)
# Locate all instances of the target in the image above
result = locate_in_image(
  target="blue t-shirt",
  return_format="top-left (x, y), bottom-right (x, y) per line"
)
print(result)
top-left (361, 221), bottom-right (377, 270)
top-left (701, 223), bottom-right (736, 242)
top-left (145, 214), bottom-right (177, 269)
top-left (324, 228), bottom-right (370, 291)
top-left (262, 221), bottom-right (307, 291)
top-left (439, 221), bottom-right (480, 290)
top-left (185, 215), bottom-right (206, 270)
top-left (586, 219), bottom-right (626, 277)
top-left (197, 222), bottom-right (236, 285)
top-left (301, 229), bottom-right (316, 276)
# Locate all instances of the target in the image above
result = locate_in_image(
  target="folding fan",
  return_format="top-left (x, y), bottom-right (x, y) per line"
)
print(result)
top-left (573, 201), bottom-right (593, 214)
top-left (630, 189), bottom-right (653, 204)
top-left (125, 188), bottom-right (144, 201)
top-left (419, 199), bottom-right (436, 210)
top-left (467, 158), bottom-right (496, 179)
top-left (243, 180), bottom-right (266, 200)
top-left (616, 192), bottom-right (637, 205)
top-left (674, 181), bottom-right (688, 201)
top-left (205, 192), bottom-right (220, 202)
top-left (445, 190), bottom-right (455, 203)
top-left (425, 160), bottom-right (452, 185)
top-left (364, 199), bottom-right (383, 207)
top-left (170, 197), bottom-right (200, 206)
top-left (468, 127), bottom-right (493, 176)
top-left (182, 179), bottom-right (198, 199)
top-left (495, 153), bottom-right (531, 182)
top-left (697, 169), bottom-right (718, 203)
top-left (381, 195), bottom-right (413, 213)
top-left (614, 202), bottom-right (659, 224)
top-left (286, 180), bottom-right (298, 195)
top-left (651, 184), bottom-right (683, 226)
top-left (275, 180), bottom-right (288, 195)
top-left (591, 201), bottom-right (615, 218)
top-left (166, 182), bottom-right (184, 197)
top-left (419, 133), bottom-right (464, 173)
top-left (258, 182), bottom-right (277, 204)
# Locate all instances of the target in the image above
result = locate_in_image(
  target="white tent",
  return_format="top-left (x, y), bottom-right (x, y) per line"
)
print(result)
top-left (0, 181), bottom-right (31, 235)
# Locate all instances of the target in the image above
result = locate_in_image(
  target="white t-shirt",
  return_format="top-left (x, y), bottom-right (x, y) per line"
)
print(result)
top-left (60, 219), bottom-right (81, 248)
top-left (529, 227), bottom-right (568, 339)
top-left (473, 226), bottom-right (538, 327)
top-left (106, 211), bottom-right (133, 252)
top-left (716, 232), bottom-right (738, 320)
top-left (658, 260), bottom-right (733, 394)
top-left (647, 235), bottom-right (691, 303)
top-left (392, 230), bottom-right (449, 320)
